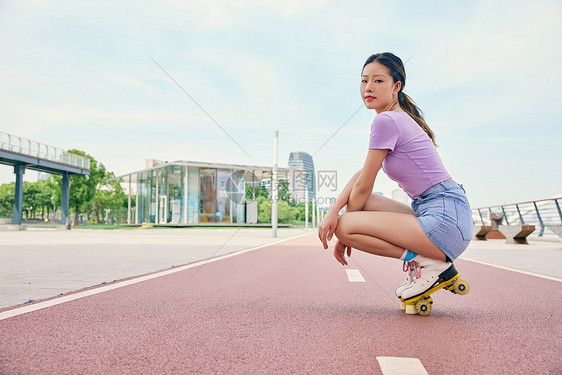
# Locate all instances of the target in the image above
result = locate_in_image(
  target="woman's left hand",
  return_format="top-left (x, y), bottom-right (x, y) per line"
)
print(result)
top-left (334, 239), bottom-right (352, 266)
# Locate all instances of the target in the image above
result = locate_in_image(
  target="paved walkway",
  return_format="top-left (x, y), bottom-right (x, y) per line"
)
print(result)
top-left (0, 231), bottom-right (560, 374)
top-left (460, 237), bottom-right (562, 279)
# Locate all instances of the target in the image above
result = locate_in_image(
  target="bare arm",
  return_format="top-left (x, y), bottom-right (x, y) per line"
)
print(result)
top-left (347, 149), bottom-right (388, 212)
top-left (329, 169), bottom-right (362, 214)
top-left (318, 169), bottom-right (361, 249)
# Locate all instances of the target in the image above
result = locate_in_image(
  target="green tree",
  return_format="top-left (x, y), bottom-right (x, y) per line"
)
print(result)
top-left (22, 181), bottom-right (41, 219)
top-left (50, 150), bottom-right (107, 225)
top-left (47, 175), bottom-right (61, 208)
top-left (257, 196), bottom-right (310, 224)
top-left (0, 182), bottom-right (15, 218)
top-left (0, 180), bottom-right (56, 221)
top-left (108, 194), bottom-right (133, 225)
top-left (88, 172), bottom-right (127, 224)
top-left (278, 180), bottom-right (291, 203)
top-left (257, 196), bottom-right (271, 223)
top-left (254, 178), bottom-right (311, 224)
top-left (278, 200), bottom-right (300, 223)
top-left (246, 184), bottom-right (269, 202)
top-left (34, 180), bottom-right (56, 220)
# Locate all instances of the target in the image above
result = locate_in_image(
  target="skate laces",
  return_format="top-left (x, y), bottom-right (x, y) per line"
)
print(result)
top-left (403, 261), bottom-right (421, 282)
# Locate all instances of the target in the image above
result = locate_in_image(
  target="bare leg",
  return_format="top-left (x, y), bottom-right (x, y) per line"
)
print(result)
top-left (335, 211), bottom-right (446, 261)
top-left (362, 193), bottom-right (416, 216)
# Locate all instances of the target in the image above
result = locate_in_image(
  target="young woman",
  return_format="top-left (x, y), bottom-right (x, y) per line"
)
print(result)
top-left (318, 52), bottom-right (473, 311)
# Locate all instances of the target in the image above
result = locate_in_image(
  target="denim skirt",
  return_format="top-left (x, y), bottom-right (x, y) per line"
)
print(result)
top-left (411, 180), bottom-right (473, 261)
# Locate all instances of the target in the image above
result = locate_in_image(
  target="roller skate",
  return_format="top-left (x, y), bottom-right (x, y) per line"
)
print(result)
top-left (395, 260), bottom-right (420, 311)
top-left (401, 255), bottom-right (470, 316)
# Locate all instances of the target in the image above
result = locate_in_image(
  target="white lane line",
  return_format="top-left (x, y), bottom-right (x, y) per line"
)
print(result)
top-left (0, 232), bottom-right (312, 321)
top-left (460, 257), bottom-right (562, 282)
top-left (377, 357), bottom-right (429, 375)
top-left (345, 269), bottom-right (366, 282)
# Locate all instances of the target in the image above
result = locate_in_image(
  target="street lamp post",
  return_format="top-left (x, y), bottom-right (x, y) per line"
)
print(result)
top-left (272, 131), bottom-right (278, 238)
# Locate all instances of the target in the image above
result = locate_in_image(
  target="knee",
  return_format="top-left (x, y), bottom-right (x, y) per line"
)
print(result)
top-left (335, 212), bottom-right (353, 241)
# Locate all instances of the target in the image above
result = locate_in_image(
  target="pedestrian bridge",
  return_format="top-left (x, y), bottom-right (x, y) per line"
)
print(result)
top-left (0, 131), bottom-right (90, 226)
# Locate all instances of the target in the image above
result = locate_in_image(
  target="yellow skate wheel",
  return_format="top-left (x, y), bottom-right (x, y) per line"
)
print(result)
top-left (453, 279), bottom-right (470, 295)
top-left (405, 303), bottom-right (417, 315)
top-left (399, 299), bottom-right (406, 311)
top-left (415, 299), bottom-right (432, 316)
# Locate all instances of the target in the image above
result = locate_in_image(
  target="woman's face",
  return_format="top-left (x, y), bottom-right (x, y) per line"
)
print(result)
top-left (360, 61), bottom-right (401, 113)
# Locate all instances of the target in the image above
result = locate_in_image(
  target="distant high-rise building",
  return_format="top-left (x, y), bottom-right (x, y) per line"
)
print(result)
top-left (288, 151), bottom-right (315, 203)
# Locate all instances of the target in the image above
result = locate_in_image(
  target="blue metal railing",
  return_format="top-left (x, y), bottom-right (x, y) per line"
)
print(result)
top-left (472, 197), bottom-right (562, 237)
top-left (0, 131), bottom-right (90, 170)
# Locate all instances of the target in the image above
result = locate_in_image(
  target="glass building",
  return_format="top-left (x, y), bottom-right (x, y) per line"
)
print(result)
top-left (114, 160), bottom-right (291, 225)
top-left (288, 151), bottom-right (315, 203)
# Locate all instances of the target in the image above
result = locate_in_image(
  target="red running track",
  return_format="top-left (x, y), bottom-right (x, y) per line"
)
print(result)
top-left (1, 234), bottom-right (560, 374)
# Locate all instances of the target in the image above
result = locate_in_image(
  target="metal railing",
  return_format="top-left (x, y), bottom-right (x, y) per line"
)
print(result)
top-left (0, 131), bottom-right (90, 170)
top-left (472, 197), bottom-right (562, 237)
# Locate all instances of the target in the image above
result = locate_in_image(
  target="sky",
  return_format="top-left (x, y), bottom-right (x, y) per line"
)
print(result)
top-left (1, 0), bottom-right (561, 208)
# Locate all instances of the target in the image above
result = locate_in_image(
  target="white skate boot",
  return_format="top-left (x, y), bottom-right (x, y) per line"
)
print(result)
top-left (400, 255), bottom-right (457, 301)
top-left (395, 261), bottom-right (421, 310)
top-left (399, 255), bottom-right (470, 316)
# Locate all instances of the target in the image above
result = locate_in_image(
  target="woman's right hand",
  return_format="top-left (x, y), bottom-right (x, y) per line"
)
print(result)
top-left (318, 208), bottom-right (338, 249)
top-left (333, 239), bottom-right (352, 266)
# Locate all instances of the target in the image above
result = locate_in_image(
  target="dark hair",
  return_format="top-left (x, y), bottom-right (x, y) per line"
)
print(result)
top-left (362, 53), bottom-right (437, 146)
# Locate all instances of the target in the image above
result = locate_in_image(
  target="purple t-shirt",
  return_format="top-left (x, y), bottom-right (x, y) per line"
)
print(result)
top-left (368, 111), bottom-right (451, 199)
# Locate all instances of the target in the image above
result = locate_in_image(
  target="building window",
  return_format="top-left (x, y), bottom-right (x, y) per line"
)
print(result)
top-left (187, 166), bottom-right (199, 224)
top-left (199, 168), bottom-right (217, 222)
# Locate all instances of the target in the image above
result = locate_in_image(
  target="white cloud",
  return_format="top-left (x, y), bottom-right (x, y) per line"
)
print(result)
top-left (407, 1), bottom-right (562, 130)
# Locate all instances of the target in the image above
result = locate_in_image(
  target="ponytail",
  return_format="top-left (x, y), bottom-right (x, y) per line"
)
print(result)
top-left (398, 91), bottom-right (437, 146)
